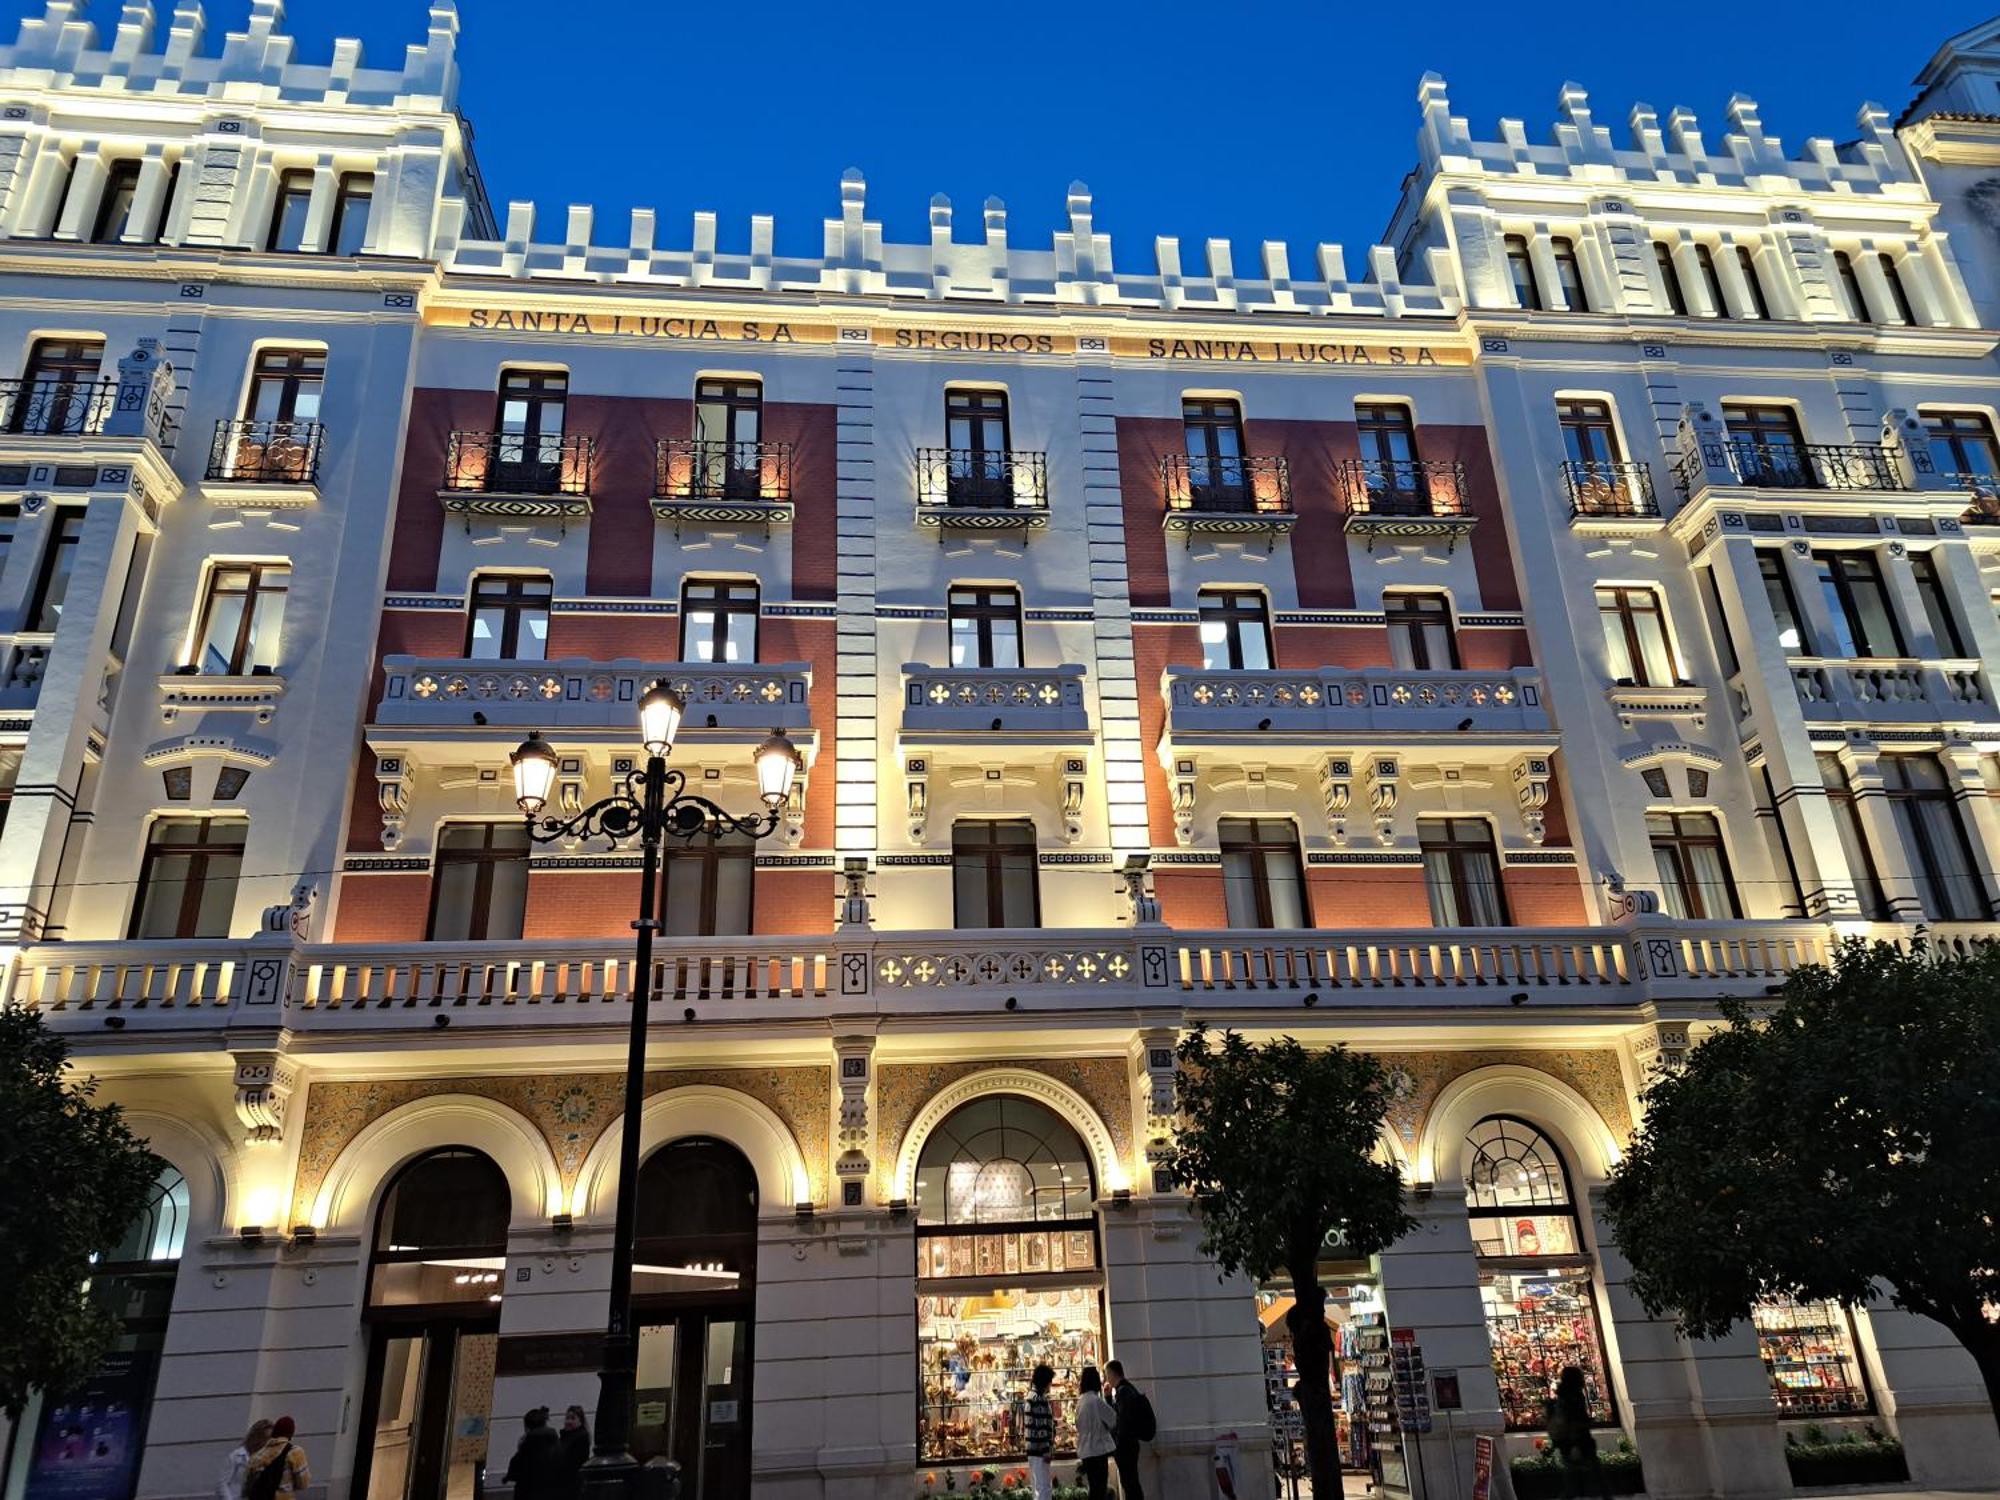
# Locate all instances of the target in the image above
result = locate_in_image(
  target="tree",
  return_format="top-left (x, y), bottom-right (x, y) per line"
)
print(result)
top-left (1603, 940), bottom-right (2000, 1436)
top-left (0, 1003), bottom-right (162, 1420)
top-left (1163, 1028), bottom-right (1414, 1497)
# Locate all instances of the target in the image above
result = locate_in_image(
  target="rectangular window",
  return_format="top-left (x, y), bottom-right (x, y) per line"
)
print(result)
top-left (1653, 243), bottom-right (1688, 315)
top-left (1724, 404), bottom-right (1811, 488)
top-left (948, 585), bottom-right (1023, 670)
top-left (0, 503), bottom-right (18, 588)
top-left (1386, 591), bottom-right (1457, 670)
top-left (1557, 398), bottom-right (1622, 467)
top-left (1699, 566), bottom-right (1739, 676)
top-left (1596, 585), bottom-right (1676, 686)
top-left (224, 347), bottom-right (326, 483)
top-left (1818, 754), bottom-right (1888, 921)
top-left (12, 337), bottom-right (106, 436)
top-left (1694, 244), bottom-right (1726, 315)
top-left (693, 377), bottom-right (764, 498)
top-left (192, 562), bottom-right (289, 675)
top-left (1924, 410), bottom-right (2000, 481)
top-left (1909, 552), bottom-right (1967, 657)
top-left (1834, 251), bottom-right (1868, 322)
top-left (265, 168), bottom-right (314, 252)
top-left (243, 347), bottom-right (326, 424)
top-left (90, 160), bottom-right (142, 244)
top-left (1648, 811), bottom-right (1740, 919)
top-left (1550, 237), bottom-right (1588, 311)
top-left (493, 367), bottom-right (570, 491)
top-left (952, 820), bottom-right (1039, 928)
top-left (1757, 549), bottom-right (1810, 655)
top-left (1736, 247), bottom-right (1773, 319)
top-left (1181, 397), bottom-right (1247, 507)
top-left (1811, 551), bottom-right (1904, 659)
top-left (1505, 234), bottom-right (1541, 310)
top-left (659, 828), bottom-right (755, 936)
top-left (1878, 253), bottom-right (1916, 325)
top-left (1753, 1298), bottom-right (1872, 1417)
top-left (327, 172), bottom-right (373, 256)
top-left (1219, 817), bottom-right (1309, 928)
top-left (1197, 588), bottom-right (1272, 671)
top-left (1421, 818), bottom-right (1508, 926)
top-left (681, 579), bottom-right (758, 664)
top-left (1355, 402), bottom-right (1424, 512)
top-left (943, 388), bottom-right (1014, 505)
top-left (427, 823), bottom-right (530, 941)
top-left (465, 574), bottom-right (551, 661)
top-left (1882, 754), bottom-right (1986, 921)
top-left (28, 508), bottom-right (85, 632)
top-left (152, 160), bottom-right (180, 244)
top-left (130, 817), bottom-right (245, 939)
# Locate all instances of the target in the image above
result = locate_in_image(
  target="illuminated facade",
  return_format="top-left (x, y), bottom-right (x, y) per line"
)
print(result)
top-left (5, 5), bottom-right (2000, 1499)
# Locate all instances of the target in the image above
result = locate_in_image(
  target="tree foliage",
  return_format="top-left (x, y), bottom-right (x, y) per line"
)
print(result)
top-left (1603, 940), bottom-right (2000, 1428)
top-left (0, 1003), bottom-right (162, 1420)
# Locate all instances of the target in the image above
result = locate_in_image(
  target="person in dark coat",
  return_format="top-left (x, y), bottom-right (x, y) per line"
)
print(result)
top-left (503, 1408), bottom-right (564, 1500)
top-left (557, 1405), bottom-right (591, 1497)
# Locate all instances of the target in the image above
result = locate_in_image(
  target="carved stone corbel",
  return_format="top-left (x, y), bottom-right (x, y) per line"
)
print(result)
top-left (260, 882), bottom-right (317, 941)
top-left (1512, 754), bottom-right (1551, 846)
top-left (1135, 1031), bottom-right (1179, 1194)
top-left (1172, 757), bottom-right (1198, 847)
top-left (233, 1051), bottom-right (296, 1148)
top-left (834, 1036), bottom-right (875, 1191)
top-left (784, 774), bottom-right (807, 848)
top-left (375, 754), bottom-right (412, 850)
top-left (1367, 755), bottom-right (1400, 846)
top-left (1320, 755), bottom-right (1353, 846)
top-left (1061, 756), bottom-right (1086, 844)
top-left (1119, 854), bottom-right (1160, 926)
top-left (839, 858), bottom-right (873, 930)
top-left (905, 757), bottom-right (929, 844)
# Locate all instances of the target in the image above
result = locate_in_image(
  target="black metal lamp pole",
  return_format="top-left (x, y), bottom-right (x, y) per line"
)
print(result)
top-left (510, 684), bottom-right (800, 1497)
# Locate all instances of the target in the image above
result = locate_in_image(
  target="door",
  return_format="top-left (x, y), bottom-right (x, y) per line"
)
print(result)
top-left (693, 379), bottom-right (763, 497)
top-left (945, 389), bottom-right (1012, 505)
top-left (358, 1323), bottom-right (497, 1500)
top-left (494, 370), bottom-right (569, 492)
top-left (632, 1311), bottom-right (752, 1500)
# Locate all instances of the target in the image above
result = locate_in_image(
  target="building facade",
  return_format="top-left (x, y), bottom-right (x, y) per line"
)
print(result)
top-left (4, 5), bottom-right (2000, 1499)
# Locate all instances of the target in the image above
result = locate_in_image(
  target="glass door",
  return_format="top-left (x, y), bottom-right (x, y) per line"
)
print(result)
top-left (699, 1317), bottom-right (750, 1500)
top-left (632, 1312), bottom-right (752, 1500)
top-left (359, 1324), bottom-right (497, 1500)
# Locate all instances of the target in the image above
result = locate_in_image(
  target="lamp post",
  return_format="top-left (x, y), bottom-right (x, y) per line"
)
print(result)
top-left (510, 683), bottom-right (800, 1498)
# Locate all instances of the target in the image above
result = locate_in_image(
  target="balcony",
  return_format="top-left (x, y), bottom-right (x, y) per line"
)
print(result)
top-left (1159, 453), bottom-right (1295, 546)
top-left (439, 431), bottom-right (594, 523)
top-left (203, 419), bottom-right (323, 504)
top-left (900, 664), bottom-right (1091, 742)
top-left (375, 658), bottom-right (813, 739)
top-left (1339, 457), bottom-right (1474, 547)
top-left (915, 448), bottom-right (1050, 534)
top-left (1563, 460), bottom-right (1659, 528)
top-left (1787, 656), bottom-right (1994, 725)
top-left (0, 378), bottom-right (118, 437)
top-left (652, 437), bottom-right (794, 530)
top-left (1673, 439), bottom-right (1901, 498)
top-left (1162, 666), bottom-right (1549, 745)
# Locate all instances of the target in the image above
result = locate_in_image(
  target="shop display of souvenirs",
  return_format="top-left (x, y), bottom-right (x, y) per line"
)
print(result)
top-left (1257, 1282), bottom-right (1384, 1487)
top-left (1353, 1312), bottom-right (1409, 1495)
top-left (1479, 1272), bottom-right (1613, 1430)
top-left (1752, 1300), bottom-right (1870, 1416)
top-left (919, 1229), bottom-right (1097, 1281)
top-left (917, 1289), bottom-right (1103, 1462)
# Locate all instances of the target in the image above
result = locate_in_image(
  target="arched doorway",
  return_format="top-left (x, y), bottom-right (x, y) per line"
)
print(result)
top-left (630, 1136), bottom-right (758, 1500)
top-left (352, 1148), bottom-right (509, 1500)
top-left (912, 1094), bottom-right (1103, 1469)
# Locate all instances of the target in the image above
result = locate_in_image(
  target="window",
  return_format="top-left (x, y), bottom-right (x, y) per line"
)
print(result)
top-left (1558, 397), bottom-right (1639, 513)
top-left (1878, 253), bottom-right (1916, 325)
top-left (28, 508), bottom-right (84, 631)
top-left (223, 347), bottom-right (326, 482)
top-left (1834, 251), bottom-right (1868, 321)
top-left (427, 823), bottom-right (530, 941)
top-left (948, 585), bottom-right (1022, 670)
top-left (1757, 549), bottom-right (1809, 654)
top-left (1923, 410), bottom-right (2000, 481)
top-left (1595, 585), bottom-right (1676, 686)
top-left (0, 503), bottom-right (18, 585)
top-left (1649, 811), bottom-right (1739, 919)
top-left (494, 367), bottom-right (569, 489)
top-left (944, 388), bottom-right (1014, 506)
top-left (1653, 243), bottom-right (1688, 315)
top-left (90, 160), bottom-right (142, 244)
top-left (192, 563), bottom-right (288, 674)
top-left (1386, 591), bottom-right (1457, 670)
top-left (1557, 398), bottom-right (1622, 468)
top-left (326, 172), bottom-right (372, 256)
top-left (1909, 553), bottom-right (1967, 656)
top-left (46, 156), bottom-right (81, 237)
top-left (367, 1148), bottom-right (510, 1306)
top-left (265, 168), bottom-right (314, 252)
top-left (1219, 817), bottom-right (1309, 928)
top-left (153, 160), bottom-right (179, 244)
top-left (1700, 566), bottom-right (1739, 676)
top-left (243, 347), bottom-right (325, 424)
top-left (11, 337), bottom-right (105, 436)
top-left (1811, 551), bottom-right (1904, 659)
top-left (1881, 754), bottom-right (1986, 921)
top-left (1753, 1299), bottom-right (1872, 1416)
top-left (466, 574), bottom-right (551, 661)
top-left (1724, 403), bottom-right (1811, 488)
top-left (1693, 244), bottom-right (1726, 316)
top-left (1197, 587), bottom-right (1272, 671)
top-left (1736, 247), bottom-right (1773, 319)
top-left (1550, 237), bottom-right (1588, 311)
top-left (1818, 753), bottom-right (1888, 921)
top-left (952, 820), bottom-right (1039, 928)
top-left (693, 377), bottom-right (764, 498)
top-left (130, 817), bottom-right (245, 939)
top-left (1465, 1117), bottom-right (1616, 1431)
top-left (1505, 234), bottom-right (1541, 310)
top-left (1181, 397), bottom-right (1247, 506)
top-left (659, 828), bottom-right (754, 936)
top-left (1421, 818), bottom-right (1508, 926)
top-left (1355, 401), bottom-right (1425, 512)
top-left (680, 578), bottom-right (758, 664)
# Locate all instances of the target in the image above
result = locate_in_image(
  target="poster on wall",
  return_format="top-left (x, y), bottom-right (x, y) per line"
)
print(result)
top-left (1471, 1435), bottom-right (1494, 1500)
top-left (22, 1350), bottom-right (156, 1500)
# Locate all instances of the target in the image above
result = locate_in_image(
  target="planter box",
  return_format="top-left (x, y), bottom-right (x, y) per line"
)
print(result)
top-left (1784, 1442), bottom-right (1909, 1487)
top-left (1510, 1453), bottom-right (1645, 1499)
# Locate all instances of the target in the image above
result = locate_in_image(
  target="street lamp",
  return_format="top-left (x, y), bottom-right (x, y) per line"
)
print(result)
top-left (511, 684), bottom-right (799, 1498)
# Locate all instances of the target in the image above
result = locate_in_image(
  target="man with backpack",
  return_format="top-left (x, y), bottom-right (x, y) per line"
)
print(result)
top-left (1102, 1360), bottom-right (1155, 1500)
top-left (242, 1416), bottom-right (310, 1499)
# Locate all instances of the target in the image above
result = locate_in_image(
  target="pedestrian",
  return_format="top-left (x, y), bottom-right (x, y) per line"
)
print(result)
top-left (1102, 1360), bottom-right (1155, 1500)
top-left (1074, 1365), bottom-right (1118, 1500)
top-left (1021, 1364), bottom-right (1055, 1500)
top-left (504, 1406), bottom-right (564, 1500)
top-left (1543, 1366), bottom-right (1610, 1500)
top-left (558, 1405), bottom-right (591, 1497)
top-left (216, 1419), bottom-right (271, 1500)
top-left (243, 1417), bottom-right (309, 1500)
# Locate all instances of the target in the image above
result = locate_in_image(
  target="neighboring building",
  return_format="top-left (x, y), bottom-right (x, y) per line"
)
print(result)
top-left (3, 5), bottom-right (2000, 1499)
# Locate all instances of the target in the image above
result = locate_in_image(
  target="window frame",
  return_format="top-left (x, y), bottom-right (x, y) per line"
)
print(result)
top-left (326, 171), bottom-right (373, 257)
top-left (1196, 587), bottom-right (1273, 671)
top-left (129, 816), bottom-right (246, 940)
top-left (1923, 410), bottom-right (2000, 480)
top-left (1735, 246), bottom-right (1773, 319)
top-left (1812, 549), bottom-right (1906, 659)
top-left (1833, 251), bottom-right (1868, 322)
top-left (191, 561), bottom-right (290, 676)
top-left (1595, 584), bottom-right (1676, 687)
top-left (465, 573), bottom-right (553, 662)
top-left (1653, 243), bottom-right (1688, 315)
top-left (1693, 244), bottom-right (1726, 315)
top-left (28, 506), bottom-right (85, 632)
top-left (1818, 754), bottom-right (1888, 922)
top-left (264, 167), bottom-right (315, 253)
top-left (1648, 810), bottom-right (1741, 920)
top-left (1908, 551), bottom-right (1967, 657)
top-left (1385, 590), bottom-right (1459, 670)
top-left (426, 822), bottom-right (531, 942)
top-left (1420, 816), bottom-right (1510, 927)
top-left (90, 159), bottom-right (143, 245)
top-left (1556, 397), bottom-right (1623, 466)
top-left (1880, 754), bottom-right (1988, 921)
top-left (1217, 816), bottom-right (1311, 929)
top-left (242, 346), bottom-right (326, 424)
top-left (679, 577), bottom-right (760, 664)
top-left (1757, 548), bottom-right (1811, 655)
top-left (1878, 253), bottom-right (1916, 325)
top-left (947, 584), bottom-right (1024, 670)
top-left (1550, 236), bottom-right (1588, 311)
top-left (1504, 234), bottom-right (1541, 311)
top-left (658, 826), bottom-right (757, 937)
top-left (951, 819), bottom-right (1041, 929)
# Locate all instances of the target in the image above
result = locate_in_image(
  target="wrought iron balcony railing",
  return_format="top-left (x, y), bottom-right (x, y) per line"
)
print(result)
top-left (0, 378), bottom-right (118, 437)
top-left (442, 430), bottom-right (594, 496)
top-left (1677, 438), bottom-right (1902, 495)
top-left (916, 447), bottom-right (1049, 510)
top-left (1562, 459), bottom-right (1657, 518)
top-left (206, 419), bottom-right (323, 484)
top-left (655, 437), bottom-right (793, 503)
top-left (1159, 452), bottom-right (1291, 514)
top-left (1339, 457), bottom-right (1469, 517)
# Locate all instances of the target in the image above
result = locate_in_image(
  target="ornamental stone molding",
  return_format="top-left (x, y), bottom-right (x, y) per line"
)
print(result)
top-left (231, 1050), bottom-right (296, 1147)
top-left (883, 1061), bottom-right (1130, 1205)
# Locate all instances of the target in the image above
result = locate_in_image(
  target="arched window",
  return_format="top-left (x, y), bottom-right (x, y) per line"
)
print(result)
top-left (633, 1135), bottom-right (759, 1293)
top-left (368, 1148), bottom-right (510, 1308)
top-left (914, 1096), bottom-right (1104, 1465)
top-left (101, 1165), bottom-right (190, 1266)
top-left (1464, 1116), bottom-right (1617, 1430)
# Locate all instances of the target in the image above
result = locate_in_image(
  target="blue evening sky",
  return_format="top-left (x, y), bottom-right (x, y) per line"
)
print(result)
top-left (18, 1), bottom-right (1996, 272)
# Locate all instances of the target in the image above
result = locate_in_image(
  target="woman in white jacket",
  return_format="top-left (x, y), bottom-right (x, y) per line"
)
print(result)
top-left (216, 1420), bottom-right (271, 1500)
top-left (1073, 1366), bottom-right (1117, 1500)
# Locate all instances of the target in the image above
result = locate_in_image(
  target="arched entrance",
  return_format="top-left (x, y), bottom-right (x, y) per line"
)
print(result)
top-left (352, 1148), bottom-right (509, 1500)
top-left (630, 1136), bottom-right (758, 1500)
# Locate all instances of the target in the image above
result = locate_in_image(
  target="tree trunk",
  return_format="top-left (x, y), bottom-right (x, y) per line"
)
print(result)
top-left (1948, 1318), bottom-right (2000, 1443)
top-left (1287, 1262), bottom-right (1342, 1500)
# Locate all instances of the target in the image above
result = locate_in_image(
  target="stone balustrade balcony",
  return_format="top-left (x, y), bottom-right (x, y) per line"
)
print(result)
top-left (899, 664), bottom-right (1091, 742)
top-left (1162, 666), bottom-right (1549, 744)
top-left (375, 657), bottom-right (814, 738)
